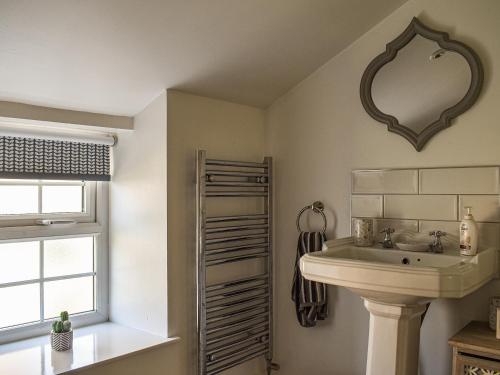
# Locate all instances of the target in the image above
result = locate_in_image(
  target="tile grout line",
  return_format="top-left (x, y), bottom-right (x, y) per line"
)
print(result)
top-left (417, 168), bottom-right (420, 195)
top-left (382, 194), bottom-right (385, 219)
top-left (353, 216), bottom-right (500, 225)
top-left (352, 193), bottom-right (500, 196)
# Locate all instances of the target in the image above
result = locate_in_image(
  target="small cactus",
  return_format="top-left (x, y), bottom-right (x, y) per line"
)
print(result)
top-left (63, 320), bottom-right (72, 331)
top-left (52, 311), bottom-right (72, 333)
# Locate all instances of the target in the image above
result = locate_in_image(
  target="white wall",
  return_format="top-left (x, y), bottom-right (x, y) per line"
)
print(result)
top-left (167, 90), bottom-right (266, 375)
top-left (109, 91), bottom-right (168, 337)
top-left (76, 344), bottom-right (182, 375)
top-left (92, 89), bottom-right (266, 375)
top-left (265, 0), bottom-right (500, 374)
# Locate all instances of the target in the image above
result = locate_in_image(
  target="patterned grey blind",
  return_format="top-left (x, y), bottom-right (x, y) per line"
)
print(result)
top-left (0, 136), bottom-right (110, 181)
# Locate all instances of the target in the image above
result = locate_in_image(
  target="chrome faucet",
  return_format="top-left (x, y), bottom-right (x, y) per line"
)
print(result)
top-left (379, 227), bottom-right (395, 248)
top-left (429, 230), bottom-right (446, 253)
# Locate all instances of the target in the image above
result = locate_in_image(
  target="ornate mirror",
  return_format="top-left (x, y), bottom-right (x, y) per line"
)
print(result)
top-left (360, 17), bottom-right (483, 151)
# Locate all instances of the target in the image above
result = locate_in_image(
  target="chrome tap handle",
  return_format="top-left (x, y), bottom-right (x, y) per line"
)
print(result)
top-left (429, 231), bottom-right (446, 253)
top-left (429, 230), bottom-right (446, 238)
top-left (379, 227), bottom-right (395, 248)
top-left (380, 228), bottom-right (395, 235)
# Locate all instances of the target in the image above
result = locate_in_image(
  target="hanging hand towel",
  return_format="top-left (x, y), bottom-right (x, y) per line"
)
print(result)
top-left (291, 231), bottom-right (328, 327)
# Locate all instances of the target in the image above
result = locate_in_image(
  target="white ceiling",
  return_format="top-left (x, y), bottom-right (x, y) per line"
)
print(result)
top-left (0, 0), bottom-right (407, 116)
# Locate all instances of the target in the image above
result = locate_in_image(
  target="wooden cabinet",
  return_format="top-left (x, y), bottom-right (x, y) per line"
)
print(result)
top-left (449, 321), bottom-right (500, 375)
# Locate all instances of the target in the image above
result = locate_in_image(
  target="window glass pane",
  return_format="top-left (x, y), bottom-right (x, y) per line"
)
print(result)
top-left (42, 185), bottom-right (84, 213)
top-left (0, 284), bottom-right (40, 329)
top-left (0, 241), bottom-right (39, 284)
top-left (44, 237), bottom-right (93, 278)
top-left (44, 276), bottom-right (94, 319)
top-left (0, 186), bottom-right (38, 215)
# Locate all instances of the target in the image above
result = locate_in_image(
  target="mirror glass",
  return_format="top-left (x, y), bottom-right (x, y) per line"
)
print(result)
top-left (371, 35), bottom-right (471, 135)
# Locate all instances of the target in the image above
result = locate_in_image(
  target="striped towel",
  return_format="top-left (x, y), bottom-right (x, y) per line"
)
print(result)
top-left (291, 231), bottom-right (328, 327)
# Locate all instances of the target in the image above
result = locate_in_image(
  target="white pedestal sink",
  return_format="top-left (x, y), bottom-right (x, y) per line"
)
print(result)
top-left (300, 237), bottom-right (498, 375)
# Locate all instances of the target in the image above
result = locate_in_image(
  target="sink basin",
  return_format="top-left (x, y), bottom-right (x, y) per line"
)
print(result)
top-left (300, 237), bottom-right (497, 304)
top-left (300, 237), bottom-right (498, 375)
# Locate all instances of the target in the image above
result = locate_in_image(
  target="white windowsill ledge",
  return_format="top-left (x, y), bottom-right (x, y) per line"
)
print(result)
top-left (0, 322), bottom-right (180, 375)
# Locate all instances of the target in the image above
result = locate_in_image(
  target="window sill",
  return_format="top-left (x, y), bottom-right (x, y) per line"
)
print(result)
top-left (0, 322), bottom-right (180, 374)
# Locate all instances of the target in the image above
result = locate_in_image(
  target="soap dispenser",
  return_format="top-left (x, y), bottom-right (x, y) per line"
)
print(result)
top-left (460, 206), bottom-right (478, 256)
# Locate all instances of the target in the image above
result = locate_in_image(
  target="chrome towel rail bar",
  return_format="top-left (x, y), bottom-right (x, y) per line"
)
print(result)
top-left (206, 280), bottom-right (267, 297)
top-left (206, 304), bottom-right (268, 324)
top-left (205, 159), bottom-right (268, 169)
top-left (205, 292), bottom-right (269, 313)
top-left (206, 290), bottom-right (269, 308)
top-left (207, 343), bottom-right (269, 367)
top-left (206, 214), bottom-right (268, 223)
top-left (206, 314), bottom-right (268, 335)
top-left (206, 223), bottom-right (268, 233)
top-left (206, 181), bottom-right (269, 187)
top-left (205, 273), bottom-right (269, 292)
top-left (207, 332), bottom-right (268, 355)
top-left (205, 233), bottom-right (268, 244)
top-left (205, 244), bottom-right (267, 256)
top-left (206, 170), bottom-right (267, 177)
top-left (206, 322), bottom-right (269, 346)
top-left (205, 191), bottom-right (268, 197)
top-left (207, 320), bottom-right (269, 342)
top-left (205, 252), bottom-right (268, 266)
top-left (197, 150), bottom-right (277, 375)
top-left (207, 349), bottom-right (270, 375)
top-left (206, 284), bottom-right (268, 303)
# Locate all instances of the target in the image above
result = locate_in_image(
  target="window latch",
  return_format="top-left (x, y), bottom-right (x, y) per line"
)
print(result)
top-left (35, 219), bottom-right (77, 226)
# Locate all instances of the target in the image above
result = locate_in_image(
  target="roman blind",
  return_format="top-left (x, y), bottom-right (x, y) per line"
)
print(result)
top-left (0, 132), bottom-right (113, 181)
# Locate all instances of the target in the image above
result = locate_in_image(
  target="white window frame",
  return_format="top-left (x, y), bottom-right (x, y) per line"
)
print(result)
top-left (0, 179), bottom-right (96, 227)
top-left (0, 181), bottom-right (108, 345)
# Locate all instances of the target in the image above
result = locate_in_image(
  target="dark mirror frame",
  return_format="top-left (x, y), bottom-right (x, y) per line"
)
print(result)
top-left (360, 17), bottom-right (483, 151)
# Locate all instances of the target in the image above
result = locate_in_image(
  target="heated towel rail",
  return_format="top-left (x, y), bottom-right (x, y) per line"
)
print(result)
top-left (196, 150), bottom-right (278, 375)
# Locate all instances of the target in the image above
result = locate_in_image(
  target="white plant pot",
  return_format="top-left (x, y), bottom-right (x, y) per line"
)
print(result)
top-left (51, 330), bottom-right (73, 351)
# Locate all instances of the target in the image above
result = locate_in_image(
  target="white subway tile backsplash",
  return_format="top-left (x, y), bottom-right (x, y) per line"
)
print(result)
top-left (373, 219), bottom-right (418, 241)
top-left (418, 221), bottom-right (500, 250)
top-left (419, 167), bottom-right (500, 194)
top-left (459, 195), bottom-right (500, 222)
top-left (351, 167), bottom-right (500, 250)
top-left (384, 195), bottom-right (457, 220)
top-left (419, 220), bottom-right (460, 249)
top-left (351, 195), bottom-right (383, 218)
top-left (352, 169), bottom-right (418, 194)
top-left (419, 220), bottom-right (460, 251)
top-left (419, 220), bottom-right (460, 238)
top-left (375, 218), bottom-right (418, 233)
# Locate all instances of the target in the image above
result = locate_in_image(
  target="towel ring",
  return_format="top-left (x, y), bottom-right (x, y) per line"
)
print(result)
top-left (296, 201), bottom-right (327, 233)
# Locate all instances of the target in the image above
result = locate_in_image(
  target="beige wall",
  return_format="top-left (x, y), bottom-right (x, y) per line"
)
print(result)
top-left (109, 91), bottom-right (168, 337)
top-left (167, 90), bottom-right (266, 375)
top-left (76, 344), bottom-right (182, 375)
top-left (265, 0), bottom-right (500, 374)
top-left (0, 101), bottom-right (133, 130)
top-left (77, 91), bottom-right (187, 375)
top-left (84, 90), bottom-right (266, 375)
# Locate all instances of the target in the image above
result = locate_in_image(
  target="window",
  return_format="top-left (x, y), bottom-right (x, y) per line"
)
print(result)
top-left (0, 179), bottom-right (95, 227)
top-left (0, 180), bottom-right (108, 344)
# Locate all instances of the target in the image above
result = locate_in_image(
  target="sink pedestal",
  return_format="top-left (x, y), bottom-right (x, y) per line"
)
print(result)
top-left (364, 299), bottom-right (427, 375)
